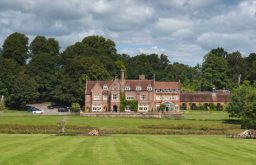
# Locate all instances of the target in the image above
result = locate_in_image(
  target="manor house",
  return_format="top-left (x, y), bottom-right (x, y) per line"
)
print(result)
top-left (84, 70), bottom-right (229, 112)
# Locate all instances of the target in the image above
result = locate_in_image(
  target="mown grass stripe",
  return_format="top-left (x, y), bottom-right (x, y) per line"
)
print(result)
top-left (0, 135), bottom-right (255, 165)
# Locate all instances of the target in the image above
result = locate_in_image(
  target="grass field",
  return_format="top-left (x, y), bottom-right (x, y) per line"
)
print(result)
top-left (0, 134), bottom-right (255, 165)
top-left (0, 110), bottom-right (241, 134)
top-left (0, 110), bottom-right (236, 128)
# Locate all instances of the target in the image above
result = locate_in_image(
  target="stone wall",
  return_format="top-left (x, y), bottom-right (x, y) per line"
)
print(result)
top-left (80, 112), bottom-right (181, 118)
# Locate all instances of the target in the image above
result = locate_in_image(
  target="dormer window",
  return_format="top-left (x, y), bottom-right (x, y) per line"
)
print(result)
top-left (147, 86), bottom-right (152, 91)
top-left (125, 86), bottom-right (130, 91)
top-left (136, 86), bottom-right (141, 91)
top-left (103, 85), bottom-right (108, 90)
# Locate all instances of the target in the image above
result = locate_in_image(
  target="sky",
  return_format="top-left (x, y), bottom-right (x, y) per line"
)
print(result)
top-left (0, 0), bottom-right (256, 66)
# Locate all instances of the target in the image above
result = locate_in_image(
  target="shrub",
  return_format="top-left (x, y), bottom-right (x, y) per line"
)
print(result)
top-left (71, 102), bottom-right (81, 112)
top-left (0, 101), bottom-right (6, 111)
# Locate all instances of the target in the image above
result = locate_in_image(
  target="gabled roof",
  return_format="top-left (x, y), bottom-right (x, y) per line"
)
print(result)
top-left (180, 92), bottom-right (230, 102)
top-left (86, 80), bottom-right (113, 94)
top-left (86, 79), bottom-right (181, 93)
top-left (155, 82), bottom-right (180, 89)
top-left (125, 80), bottom-right (154, 91)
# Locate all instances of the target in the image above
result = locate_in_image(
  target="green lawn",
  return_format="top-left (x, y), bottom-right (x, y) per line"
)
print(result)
top-left (0, 134), bottom-right (255, 165)
top-left (181, 110), bottom-right (232, 120)
top-left (0, 110), bottom-right (241, 135)
top-left (0, 110), bottom-right (236, 128)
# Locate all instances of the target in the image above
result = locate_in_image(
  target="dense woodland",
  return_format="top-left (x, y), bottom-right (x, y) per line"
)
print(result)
top-left (0, 32), bottom-right (256, 109)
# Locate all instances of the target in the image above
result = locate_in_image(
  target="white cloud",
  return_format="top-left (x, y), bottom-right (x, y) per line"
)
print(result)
top-left (1, 0), bottom-right (256, 66)
top-left (138, 46), bottom-right (166, 55)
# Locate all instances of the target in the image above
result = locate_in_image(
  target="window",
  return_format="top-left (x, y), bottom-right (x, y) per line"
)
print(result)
top-left (112, 87), bottom-right (119, 90)
top-left (112, 94), bottom-right (118, 100)
top-left (125, 86), bottom-right (130, 91)
top-left (140, 94), bottom-right (146, 100)
top-left (147, 86), bottom-right (152, 91)
top-left (155, 89), bottom-right (160, 93)
top-left (92, 104), bottom-right (102, 112)
top-left (103, 85), bottom-right (108, 90)
top-left (93, 94), bottom-right (101, 100)
top-left (126, 96), bottom-right (134, 100)
top-left (138, 104), bottom-right (148, 112)
top-left (136, 86), bottom-right (141, 91)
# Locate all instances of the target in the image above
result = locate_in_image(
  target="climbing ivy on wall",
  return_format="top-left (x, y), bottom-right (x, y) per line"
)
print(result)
top-left (120, 92), bottom-right (138, 112)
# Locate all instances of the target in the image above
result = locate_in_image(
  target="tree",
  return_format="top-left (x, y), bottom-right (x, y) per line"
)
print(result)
top-left (0, 59), bottom-right (22, 97)
top-left (7, 74), bottom-right (39, 109)
top-left (61, 36), bottom-right (119, 77)
top-left (245, 53), bottom-right (256, 83)
top-left (46, 38), bottom-right (59, 56)
top-left (0, 102), bottom-right (5, 111)
top-left (201, 52), bottom-right (230, 90)
top-left (30, 36), bottom-right (59, 56)
top-left (227, 81), bottom-right (256, 129)
top-left (2, 32), bottom-right (29, 65)
top-left (210, 47), bottom-right (228, 58)
top-left (82, 35), bottom-right (117, 56)
top-left (26, 53), bottom-right (58, 101)
top-left (52, 56), bottom-right (111, 105)
top-left (226, 51), bottom-right (246, 87)
top-left (30, 36), bottom-right (48, 56)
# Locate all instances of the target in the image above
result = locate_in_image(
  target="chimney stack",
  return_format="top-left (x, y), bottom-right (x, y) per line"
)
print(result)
top-left (120, 69), bottom-right (125, 80)
top-left (139, 74), bottom-right (145, 80)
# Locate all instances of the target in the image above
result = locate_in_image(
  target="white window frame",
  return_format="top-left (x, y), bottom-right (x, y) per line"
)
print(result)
top-left (125, 86), bottom-right (131, 91)
top-left (92, 104), bottom-right (102, 112)
top-left (138, 104), bottom-right (148, 112)
top-left (147, 86), bottom-right (152, 91)
top-left (103, 85), bottom-right (108, 90)
top-left (136, 86), bottom-right (141, 91)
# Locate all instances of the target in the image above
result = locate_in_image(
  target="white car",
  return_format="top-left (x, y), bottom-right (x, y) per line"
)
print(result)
top-left (32, 110), bottom-right (44, 114)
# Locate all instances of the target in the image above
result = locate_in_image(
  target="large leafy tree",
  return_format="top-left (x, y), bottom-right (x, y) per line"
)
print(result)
top-left (124, 54), bottom-right (170, 80)
top-left (52, 56), bottom-right (111, 105)
top-left (26, 53), bottom-right (58, 101)
top-left (30, 36), bottom-right (48, 56)
top-left (2, 32), bottom-right (29, 65)
top-left (245, 53), bottom-right (256, 83)
top-left (210, 47), bottom-right (228, 58)
top-left (30, 36), bottom-right (59, 56)
top-left (227, 81), bottom-right (256, 129)
top-left (201, 52), bottom-right (230, 90)
top-left (226, 51), bottom-right (246, 87)
top-left (27, 36), bottom-right (60, 102)
top-left (0, 59), bottom-right (21, 97)
top-left (7, 74), bottom-right (39, 109)
top-left (62, 35), bottom-right (119, 77)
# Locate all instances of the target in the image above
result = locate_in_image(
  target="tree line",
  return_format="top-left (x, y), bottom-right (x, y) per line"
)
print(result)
top-left (0, 32), bottom-right (256, 109)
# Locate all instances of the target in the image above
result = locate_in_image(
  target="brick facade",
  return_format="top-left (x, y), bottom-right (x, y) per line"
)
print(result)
top-left (85, 71), bottom-right (230, 112)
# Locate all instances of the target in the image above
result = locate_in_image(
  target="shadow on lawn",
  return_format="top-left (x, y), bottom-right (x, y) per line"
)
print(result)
top-left (223, 119), bottom-right (241, 125)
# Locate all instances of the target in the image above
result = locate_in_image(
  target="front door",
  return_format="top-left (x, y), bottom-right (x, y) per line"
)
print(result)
top-left (113, 105), bottom-right (118, 112)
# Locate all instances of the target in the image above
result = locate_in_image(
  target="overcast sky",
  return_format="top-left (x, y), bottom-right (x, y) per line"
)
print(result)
top-left (1, 0), bottom-right (256, 66)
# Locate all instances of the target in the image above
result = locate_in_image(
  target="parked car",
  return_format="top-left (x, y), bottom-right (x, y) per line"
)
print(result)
top-left (32, 109), bottom-right (44, 114)
top-left (58, 107), bottom-right (70, 112)
top-left (24, 106), bottom-right (35, 112)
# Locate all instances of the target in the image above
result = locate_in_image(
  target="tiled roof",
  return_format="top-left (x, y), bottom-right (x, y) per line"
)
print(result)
top-left (180, 92), bottom-right (230, 102)
top-left (155, 82), bottom-right (180, 89)
top-left (86, 80), bottom-right (113, 94)
top-left (125, 80), bottom-right (154, 91)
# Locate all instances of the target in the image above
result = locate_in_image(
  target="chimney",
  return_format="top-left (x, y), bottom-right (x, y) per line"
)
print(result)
top-left (139, 74), bottom-right (145, 80)
top-left (120, 69), bottom-right (125, 80)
